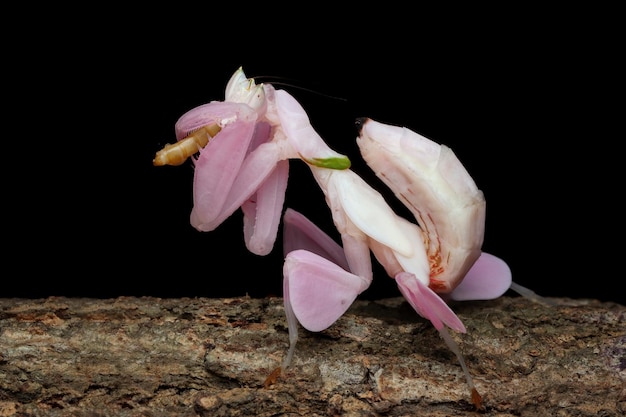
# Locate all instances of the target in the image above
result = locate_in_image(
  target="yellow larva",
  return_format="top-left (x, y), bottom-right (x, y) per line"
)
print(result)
top-left (153, 124), bottom-right (221, 166)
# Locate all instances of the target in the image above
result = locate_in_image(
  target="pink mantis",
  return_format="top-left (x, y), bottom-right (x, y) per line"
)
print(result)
top-left (154, 67), bottom-right (515, 408)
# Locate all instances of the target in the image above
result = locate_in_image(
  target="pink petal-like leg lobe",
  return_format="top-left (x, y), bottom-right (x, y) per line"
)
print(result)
top-left (282, 208), bottom-right (350, 271)
top-left (396, 272), bottom-right (466, 333)
top-left (284, 249), bottom-right (368, 332)
top-left (396, 271), bottom-right (481, 405)
top-left (448, 252), bottom-right (512, 301)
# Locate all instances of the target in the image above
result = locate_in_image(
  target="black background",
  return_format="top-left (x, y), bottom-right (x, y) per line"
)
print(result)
top-left (5, 11), bottom-right (621, 305)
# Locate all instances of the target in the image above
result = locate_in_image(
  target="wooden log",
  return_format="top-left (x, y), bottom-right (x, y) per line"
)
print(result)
top-left (0, 296), bottom-right (624, 416)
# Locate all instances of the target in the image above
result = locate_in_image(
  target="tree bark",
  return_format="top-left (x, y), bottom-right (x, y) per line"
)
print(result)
top-left (0, 296), bottom-right (624, 417)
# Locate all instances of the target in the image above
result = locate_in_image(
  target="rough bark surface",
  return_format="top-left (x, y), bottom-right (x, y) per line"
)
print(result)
top-left (0, 296), bottom-right (624, 417)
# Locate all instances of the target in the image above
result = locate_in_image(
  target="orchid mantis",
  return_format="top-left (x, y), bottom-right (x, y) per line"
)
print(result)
top-left (154, 67), bottom-right (517, 409)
